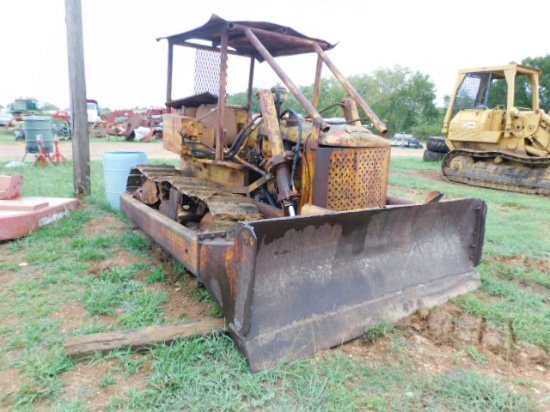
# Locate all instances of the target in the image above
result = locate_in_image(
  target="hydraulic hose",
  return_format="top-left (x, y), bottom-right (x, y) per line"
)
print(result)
top-left (280, 109), bottom-right (303, 189)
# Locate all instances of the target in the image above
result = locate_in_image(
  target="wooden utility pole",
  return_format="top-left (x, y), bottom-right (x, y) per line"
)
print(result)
top-left (65, 0), bottom-right (90, 196)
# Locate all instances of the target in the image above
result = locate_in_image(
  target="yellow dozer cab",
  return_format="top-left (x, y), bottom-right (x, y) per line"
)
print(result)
top-left (121, 15), bottom-right (487, 372)
top-left (442, 64), bottom-right (550, 194)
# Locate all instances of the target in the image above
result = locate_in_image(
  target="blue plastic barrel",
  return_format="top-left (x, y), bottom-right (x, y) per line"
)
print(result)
top-left (103, 151), bottom-right (148, 210)
top-left (23, 116), bottom-right (53, 153)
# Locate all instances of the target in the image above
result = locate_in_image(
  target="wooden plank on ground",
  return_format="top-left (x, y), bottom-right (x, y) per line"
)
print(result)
top-left (64, 318), bottom-right (226, 357)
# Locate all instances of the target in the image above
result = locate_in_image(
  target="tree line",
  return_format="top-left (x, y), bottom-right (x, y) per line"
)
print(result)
top-left (228, 55), bottom-right (550, 138)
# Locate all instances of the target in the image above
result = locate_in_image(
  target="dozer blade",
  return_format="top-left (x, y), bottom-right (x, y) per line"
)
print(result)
top-left (222, 198), bottom-right (486, 372)
top-left (121, 192), bottom-right (486, 372)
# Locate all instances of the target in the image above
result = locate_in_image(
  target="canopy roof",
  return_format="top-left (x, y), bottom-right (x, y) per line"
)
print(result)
top-left (157, 14), bottom-right (335, 62)
top-left (459, 64), bottom-right (542, 78)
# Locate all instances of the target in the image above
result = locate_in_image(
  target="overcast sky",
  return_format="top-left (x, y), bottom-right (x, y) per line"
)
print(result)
top-left (1, 0), bottom-right (549, 111)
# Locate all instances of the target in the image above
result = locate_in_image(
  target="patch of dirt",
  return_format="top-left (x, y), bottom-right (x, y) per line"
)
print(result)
top-left (87, 250), bottom-right (147, 277)
top-left (487, 254), bottom-right (550, 275)
top-left (82, 214), bottom-right (128, 237)
top-left (412, 168), bottom-right (446, 183)
top-left (338, 301), bottom-right (549, 404)
top-left (58, 357), bottom-right (150, 411)
top-left (0, 368), bottom-right (25, 402)
top-left (0, 141), bottom-right (180, 162)
top-left (50, 301), bottom-right (99, 333)
top-left (143, 244), bottom-right (215, 322)
top-left (0, 249), bottom-right (27, 288)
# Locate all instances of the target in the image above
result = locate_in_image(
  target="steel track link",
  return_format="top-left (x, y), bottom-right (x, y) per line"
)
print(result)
top-left (442, 150), bottom-right (550, 195)
top-left (129, 165), bottom-right (262, 233)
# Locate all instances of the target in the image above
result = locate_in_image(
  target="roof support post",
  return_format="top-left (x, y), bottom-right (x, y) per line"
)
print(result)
top-left (216, 27), bottom-right (229, 161)
top-left (312, 54), bottom-right (323, 110)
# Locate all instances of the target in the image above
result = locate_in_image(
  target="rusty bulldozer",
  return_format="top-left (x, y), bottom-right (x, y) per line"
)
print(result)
top-left (121, 15), bottom-right (487, 372)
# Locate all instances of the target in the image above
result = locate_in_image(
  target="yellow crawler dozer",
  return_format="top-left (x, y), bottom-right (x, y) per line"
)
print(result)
top-left (442, 64), bottom-right (550, 194)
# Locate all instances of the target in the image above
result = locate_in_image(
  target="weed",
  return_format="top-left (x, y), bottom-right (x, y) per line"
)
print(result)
top-left (41, 262), bottom-right (89, 285)
top-left (71, 235), bottom-right (117, 261)
top-left (10, 379), bottom-right (64, 409)
top-left (0, 262), bottom-right (20, 271)
top-left (422, 369), bottom-right (536, 411)
top-left (119, 288), bottom-right (166, 327)
top-left (8, 347), bottom-right (75, 407)
top-left (81, 264), bottom-right (166, 326)
top-left (98, 374), bottom-right (117, 388)
top-left (457, 270), bottom-right (550, 351)
top-left (7, 320), bottom-right (63, 351)
top-left (82, 279), bottom-right (124, 316)
top-left (102, 349), bottom-right (147, 375)
top-left (145, 266), bottom-right (167, 284)
top-left (49, 398), bottom-right (91, 412)
top-left (118, 232), bottom-right (150, 254)
top-left (363, 321), bottom-right (395, 343)
top-left (210, 303), bottom-right (224, 318)
top-left (465, 345), bottom-right (489, 364)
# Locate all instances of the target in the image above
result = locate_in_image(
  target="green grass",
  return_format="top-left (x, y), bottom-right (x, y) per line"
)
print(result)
top-left (0, 153), bottom-right (546, 411)
top-left (363, 321), bottom-right (396, 343)
top-left (81, 264), bottom-right (167, 326)
top-left (145, 266), bottom-right (168, 284)
top-left (421, 369), bottom-right (536, 411)
top-left (492, 260), bottom-right (550, 289)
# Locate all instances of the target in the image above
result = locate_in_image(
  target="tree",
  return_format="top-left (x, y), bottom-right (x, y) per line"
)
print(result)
top-left (229, 66), bottom-right (441, 137)
top-left (227, 88), bottom-right (261, 113)
top-left (343, 66), bottom-right (438, 136)
top-left (522, 55), bottom-right (550, 111)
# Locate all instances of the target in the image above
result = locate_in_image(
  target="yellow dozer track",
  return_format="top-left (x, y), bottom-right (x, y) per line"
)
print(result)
top-left (121, 15), bottom-right (487, 372)
top-left (442, 64), bottom-right (550, 195)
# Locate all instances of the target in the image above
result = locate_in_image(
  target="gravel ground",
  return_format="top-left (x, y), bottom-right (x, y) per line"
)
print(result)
top-left (0, 140), bottom-right (179, 162)
top-left (0, 140), bottom-right (423, 163)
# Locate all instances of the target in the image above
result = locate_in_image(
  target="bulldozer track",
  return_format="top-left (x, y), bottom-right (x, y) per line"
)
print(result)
top-left (442, 150), bottom-right (550, 195)
top-left (128, 165), bottom-right (262, 233)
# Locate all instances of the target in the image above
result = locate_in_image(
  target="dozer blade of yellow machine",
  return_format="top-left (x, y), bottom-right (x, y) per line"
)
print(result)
top-left (122, 192), bottom-right (486, 372)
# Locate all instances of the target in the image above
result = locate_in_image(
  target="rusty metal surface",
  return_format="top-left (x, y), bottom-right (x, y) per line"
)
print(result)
top-left (129, 165), bottom-right (262, 235)
top-left (225, 197), bottom-right (486, 372)
top-left (258, 90), bottom-right (298, 213)
top-left (314, 146), bottom-right (390, 210)
top-left (121, 192), bottom-right (201, 275)
top-left (127, 16), bottom-right (493, 374)
top-left (319, 125), bottom-right (389, 148)
top-left (122, 166), bottom-right (487, 373)
top-left (159, 14), bottom-right (334, 61)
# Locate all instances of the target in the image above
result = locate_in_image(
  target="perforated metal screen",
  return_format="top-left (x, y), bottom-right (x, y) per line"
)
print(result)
top-left (194, 49), bottom-right (221, 95)
top-left (326, 147), bottom-right (390, 210)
